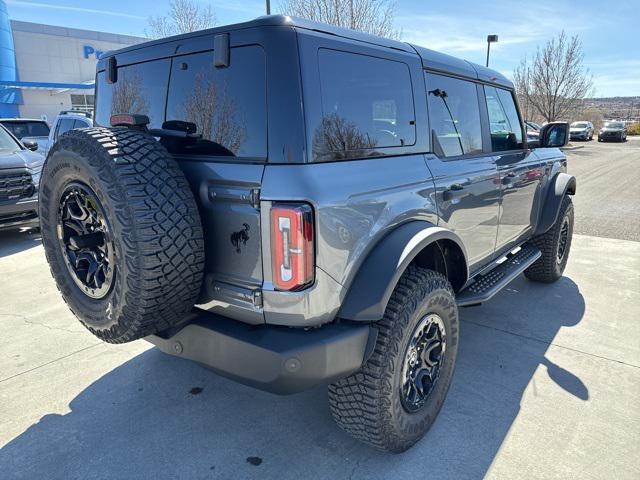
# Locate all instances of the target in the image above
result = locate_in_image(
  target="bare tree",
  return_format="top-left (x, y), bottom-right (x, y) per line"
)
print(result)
top-left (111, 73), bottom-right (149, 116)
top-left (147, 0), bottom-right (216, 38)
top-left (513, 32), bottom-right (593, 122)
top-left (183, 72), bottom-right (246, 155)
top-left (279, 0), bottom-right (401, 39)
top-left (312, 113), bottom-right (377, 160)
top-left (513, 57), bottom-right (534, 121)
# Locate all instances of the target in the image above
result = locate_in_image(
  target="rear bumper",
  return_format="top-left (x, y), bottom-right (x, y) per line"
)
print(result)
top-left (0, 196), bottom-right (39, 230)
top-left (147, 309), bottom-right (374, 395)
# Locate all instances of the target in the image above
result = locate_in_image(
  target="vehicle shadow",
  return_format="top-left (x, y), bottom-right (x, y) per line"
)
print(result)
top-left (0, 276), bottom-right (586, 480)
top-left (0, 228), bottom-right (41, 258)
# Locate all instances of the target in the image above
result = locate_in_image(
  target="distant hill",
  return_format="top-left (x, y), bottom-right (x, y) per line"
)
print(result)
top-left (583, 97), bottom-right (640, 121)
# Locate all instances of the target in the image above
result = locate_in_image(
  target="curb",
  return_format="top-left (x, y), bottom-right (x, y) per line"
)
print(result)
top-left (561, 145), bottom-right (585, 151)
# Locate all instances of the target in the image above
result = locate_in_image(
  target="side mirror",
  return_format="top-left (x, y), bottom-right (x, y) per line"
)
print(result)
top-left (539, 122), bottom-right (569, 148)
top-left (22, 139), bottom-right (38, 151)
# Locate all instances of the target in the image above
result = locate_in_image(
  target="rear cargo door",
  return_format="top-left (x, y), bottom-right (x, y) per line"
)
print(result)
top-left (163, 45), bottom-right (268, 324)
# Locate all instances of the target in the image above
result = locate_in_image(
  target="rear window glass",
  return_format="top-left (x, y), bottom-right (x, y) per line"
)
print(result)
top-left (313, 49), bottom-right (416, 161)
top-left (164, 46), bottom-right (267, 158)
top-left (1, 121), bottom-right (50, 139)
top-left (426, 73), bottom-right (482, 157)
top-left (95, 59), bottom-right (170, 129)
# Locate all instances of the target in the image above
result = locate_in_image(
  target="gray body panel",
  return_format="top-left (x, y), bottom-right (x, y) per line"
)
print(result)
top-left (425, 153), bottom-right (500, 273)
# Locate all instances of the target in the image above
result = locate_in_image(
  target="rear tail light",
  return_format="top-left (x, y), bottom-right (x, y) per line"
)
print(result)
top-left (270, 203), bottom-right (314, 291)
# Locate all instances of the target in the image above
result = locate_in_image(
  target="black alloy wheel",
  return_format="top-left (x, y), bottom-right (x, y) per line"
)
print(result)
top-left (556, 216), bottom-right (570, 264)
top-left (400, 313), bottom-right (447, 413)
top-left (57, 182), bottom-right (115, 299)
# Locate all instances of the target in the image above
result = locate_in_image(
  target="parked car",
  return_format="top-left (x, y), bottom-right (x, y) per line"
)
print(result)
top-left (0, 123), bottom-right (42, 230)
top-left (598, 121), bottom-right (627, 142)
top-left (569, 121), bottom-right (593, 141)
top-left (38, 16), bottom-right (574, 453)
top-left (0, 118), bottom-right (50, 152)
top-left (525, 120), bottom-right (541, 141)
top-left (38, 111), bottom-right (93, 157)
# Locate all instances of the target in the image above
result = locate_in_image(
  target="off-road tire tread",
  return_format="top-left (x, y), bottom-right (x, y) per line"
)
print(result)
top-left (40, 127), bottom-right (205, 343)
top-left (328, 267), bottom-right (455, 453)
top-left (524, 195), bottom-right (573, 283)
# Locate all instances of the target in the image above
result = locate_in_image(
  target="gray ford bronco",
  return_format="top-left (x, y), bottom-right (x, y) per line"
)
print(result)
top-left (39, 16), bottom-right (575, 453)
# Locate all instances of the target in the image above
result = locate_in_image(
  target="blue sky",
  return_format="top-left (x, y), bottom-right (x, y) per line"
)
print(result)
top-left (5, 0), bottom-right (639, 96)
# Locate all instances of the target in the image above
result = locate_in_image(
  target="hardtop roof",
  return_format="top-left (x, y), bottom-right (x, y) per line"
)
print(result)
top-left (99, 14), bottom-right (512, 89)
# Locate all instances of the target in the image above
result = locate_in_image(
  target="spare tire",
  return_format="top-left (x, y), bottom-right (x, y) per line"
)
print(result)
top-left (39, 127), bottom-right (205, 343)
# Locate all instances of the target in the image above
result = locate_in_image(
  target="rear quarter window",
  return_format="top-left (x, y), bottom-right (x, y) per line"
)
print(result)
top-left (313, 49), bottom-right (416, 162)
top-left (95, 59), bottom-right (170, 129)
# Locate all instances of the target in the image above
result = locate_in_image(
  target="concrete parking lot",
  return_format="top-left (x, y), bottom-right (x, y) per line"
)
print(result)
top-left (1, 139), bottom-right (639, 479)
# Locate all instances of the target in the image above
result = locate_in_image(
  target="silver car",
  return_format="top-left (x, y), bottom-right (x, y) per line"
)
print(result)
top-left (570, 121), bottom-right (594, 141)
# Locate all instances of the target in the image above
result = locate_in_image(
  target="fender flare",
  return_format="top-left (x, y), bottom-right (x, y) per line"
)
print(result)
top-left (534, 172), bottom-right (576, 235)
top-left (339, 221), bottom-right (468, 322)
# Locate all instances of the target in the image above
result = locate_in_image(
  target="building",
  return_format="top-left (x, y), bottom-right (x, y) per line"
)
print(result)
top-left (0, 0), bottom-right (144, 122)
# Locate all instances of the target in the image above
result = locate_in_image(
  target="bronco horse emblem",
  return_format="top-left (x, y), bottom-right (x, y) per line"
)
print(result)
top-left (230, 223), bottom-right (251, 253)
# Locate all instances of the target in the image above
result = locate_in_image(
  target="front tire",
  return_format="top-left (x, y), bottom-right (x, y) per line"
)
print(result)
top-left (525, 195), bottom-right (574, 283)
top-left (328, 267), bottom-right (459, 453)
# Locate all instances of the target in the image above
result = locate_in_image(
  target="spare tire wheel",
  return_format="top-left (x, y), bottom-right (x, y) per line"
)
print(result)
top-left (39, 127), bottom-right (205, 343)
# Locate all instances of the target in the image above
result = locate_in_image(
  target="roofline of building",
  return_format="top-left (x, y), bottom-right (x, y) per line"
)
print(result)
top-left (0, 117), bottom-right (47, 122)
top-left (0, 80), bottom-right (94, 90)
top-left (10, 19), bottom-right (146, 45)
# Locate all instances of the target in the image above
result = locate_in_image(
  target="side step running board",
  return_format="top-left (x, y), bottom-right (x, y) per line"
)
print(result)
top-left (456, 244), bottom-right (541, 307)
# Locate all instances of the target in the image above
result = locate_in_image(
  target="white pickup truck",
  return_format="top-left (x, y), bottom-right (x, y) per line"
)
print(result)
top-left (3, 111), bottom-right (93, 156)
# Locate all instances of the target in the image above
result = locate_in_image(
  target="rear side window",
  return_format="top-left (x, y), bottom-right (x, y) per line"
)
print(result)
top-left (426, 73), bottom-right (482, 157)
top-left (484, 86), bottom-right (524, 151)
top-left (55, 118), bottom-right (75, 139)
top-left (165, 46), bottom-right (267, 158)
top-left (313, 49), bottom-right (416, 161)
top-left (95, 59), bottom-right (170, 129)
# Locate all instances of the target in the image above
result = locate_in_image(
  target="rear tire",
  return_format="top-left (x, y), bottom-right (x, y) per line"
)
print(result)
top-left (328, 267), bottom-right (459, 453)
top-left (39, 127), bottom-right (205, 343)
top-left (525, 195), bottom-right (574, 283)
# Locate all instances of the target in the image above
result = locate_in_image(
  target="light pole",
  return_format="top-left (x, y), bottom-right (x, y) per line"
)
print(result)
top-left (266, 0), bottom-right (271, 15)
top-left (486, 35), bottom-right (498, 67)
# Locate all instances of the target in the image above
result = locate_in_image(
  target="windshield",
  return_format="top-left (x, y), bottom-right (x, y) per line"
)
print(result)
top-left (0, 121), bottom-right (50, 139)
top-left (604, 121), bottom-right (623, 128)
top-left (0, 126), bottom-right (23, 153)
top-left (526, 121), bottom-right (541, 130)
top-left (571, 122), bottom-right (588, 128)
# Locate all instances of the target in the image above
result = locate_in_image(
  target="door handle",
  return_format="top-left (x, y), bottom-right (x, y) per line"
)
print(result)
top-left (443, 184), bottom-right (467, 201)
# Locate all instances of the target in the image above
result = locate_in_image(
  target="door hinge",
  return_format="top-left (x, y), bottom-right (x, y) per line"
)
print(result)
top-left (252, 289), bottom-right (263, 308)
top-left (249, 188), bottom-right (260, 209)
